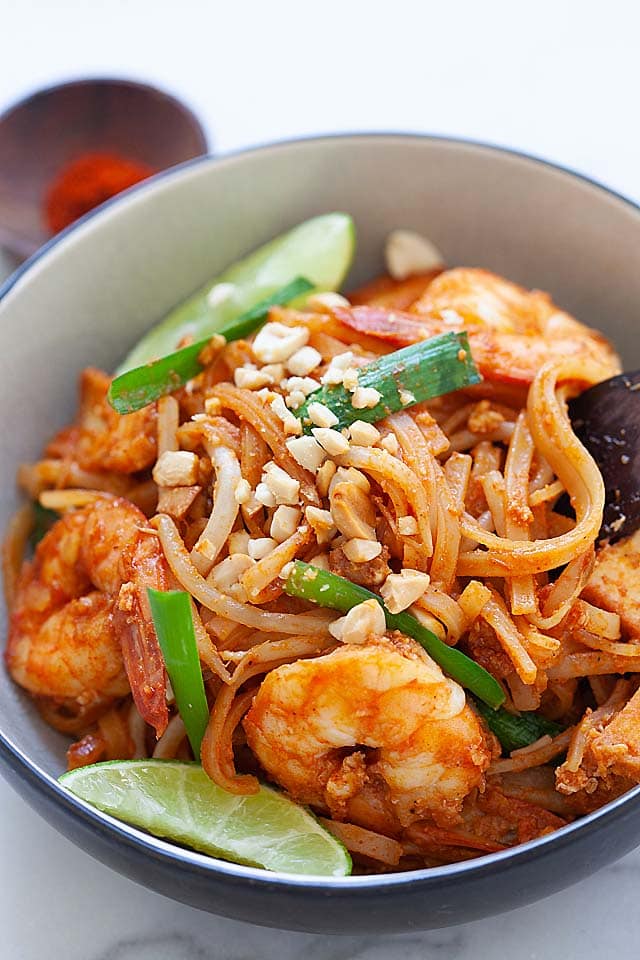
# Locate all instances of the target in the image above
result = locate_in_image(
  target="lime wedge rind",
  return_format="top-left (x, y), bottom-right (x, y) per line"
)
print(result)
top-left (60, 759), bottom-right (351, 877)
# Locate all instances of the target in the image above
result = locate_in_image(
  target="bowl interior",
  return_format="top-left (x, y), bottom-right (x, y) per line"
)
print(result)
top-left (1, 133), bottom-right (640, 804)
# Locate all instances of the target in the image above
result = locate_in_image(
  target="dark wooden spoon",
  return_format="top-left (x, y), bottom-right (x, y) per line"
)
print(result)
top-left (568, 370), bottom-right (640, 543)
top-left (0, 78), bottom-right (209, 260)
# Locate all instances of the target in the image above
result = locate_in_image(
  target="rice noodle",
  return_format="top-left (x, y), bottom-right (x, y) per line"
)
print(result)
top-left (211, 383), bottom-right (320, 505)
top-left (2, 503), bottom-right (34, 609)
top-left (201, 636), bottom-right (332, 793)
top-left (319, 818), bottom-right (403, 865)
top-left (504, 412), bottom-right (536, 615)
top-left (489, 728), bottom-right (574, 774)
top-left (191, 440), bottom-right (241, 575)
top-left (481, 589), bottom-right (537, 684)
top-left (153, 714), bottom-right (187, 759)
top-left (338, 439), bottom-right (434, 559)
top-left (458, 360), bottom-right (605, 576)
top-left (157, 395), bottom-right (179, 455)
top-left (153, 514), bottom-right (334, 635)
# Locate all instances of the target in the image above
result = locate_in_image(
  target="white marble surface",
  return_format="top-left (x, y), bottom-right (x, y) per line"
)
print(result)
top-left (2, 0), bottom-right (640, 956)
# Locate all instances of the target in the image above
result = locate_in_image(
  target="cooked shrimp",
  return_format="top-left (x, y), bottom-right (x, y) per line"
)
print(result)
top-left (332, 268), bottom-right (620, 385)
top-left (6, 497), bottom-right (170, 735)
top-left (244, 637), bottom-right (492, 828)
top-left (46, 368), bottom-right (157, 473)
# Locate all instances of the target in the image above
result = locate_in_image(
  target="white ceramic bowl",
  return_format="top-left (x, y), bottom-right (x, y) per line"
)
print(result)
top-left (2, 135), bottom-right (640, 934)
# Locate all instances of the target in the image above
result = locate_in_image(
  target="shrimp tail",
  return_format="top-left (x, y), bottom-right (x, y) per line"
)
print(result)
top-left (116, 582), bottom-right (168, 737)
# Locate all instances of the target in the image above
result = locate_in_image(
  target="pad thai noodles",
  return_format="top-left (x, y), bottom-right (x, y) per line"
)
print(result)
top-left (4, 217), bottom-right (640, 874)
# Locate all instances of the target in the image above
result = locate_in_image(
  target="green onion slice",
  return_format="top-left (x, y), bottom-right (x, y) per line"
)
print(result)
top-left (475, 700), bottom-right (562, 753)
top-left (108, 276), bottom-right (313, 414)
top-left (284, 561), bottom-right (505, 709)
top-left (147, 588), bottom-right (209, 756)
top-left (294, 331), bottom-right (481, 431)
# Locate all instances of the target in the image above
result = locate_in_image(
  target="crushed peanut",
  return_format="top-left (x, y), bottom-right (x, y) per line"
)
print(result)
top-left (343, 538), bottom-right (383, 563)
top-left (316, 459), bottom-right (337, 497)
top-left (385, 229), bottom-right (444, 280)
top-left (152, 450), bottom-right (199, 487)
top-left (255, 482), bottom-right (276, 507)
top-left (321, 351), bottom-right (356, 385)
top-left (307, 401), bottom-right (339, 428)
top-left (270, 394), bottom-right (302, 436)
top-left (233, 364), bottom-right (273, 390)
top-left (262, 461), bottom-right (300, 505)
top-left (270, 505), bottom-right (302, 542)
top-left (380, 569), bottom-right (430, 614)
top-left (234, 478), bottom-right (252, 505)
top-left (348, 420), bottom-right (380, 446)
top-left (306, 291), bottom-right (351, 311)
top-left (306, 506), bottom-right (337, 544)
top-left (312, 427), bottom-right (350, 456)
top-left (252, 322), bottom-right (309, 363)
top-left (351, 386), bottom-right (382, 410)
top-left (397, 515), bottom-right (418, 536)
top-left (398, 389), bottom-right (416, 407)
top-left (380, 434), bottom-right (399, 455)
top-left (286, 435), bottom-right (328, 473)
top-left (286, 345), bottom-right (323, 377)
top-left (247, 537), bottom-right (278, 561)
top-left (329, 599), bottom-right (386, 644)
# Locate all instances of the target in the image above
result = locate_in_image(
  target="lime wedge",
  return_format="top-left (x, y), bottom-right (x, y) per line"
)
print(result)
top-left (116, 212), bottom-right (356, 373)
top-left (60, 760), bottom-right (351, 877)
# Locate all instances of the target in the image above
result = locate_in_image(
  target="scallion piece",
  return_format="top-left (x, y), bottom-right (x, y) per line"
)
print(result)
top-left (108, 276), bottom-right (313, 414)
top-left (284, 561), bottom-right (505, 709)
top-left (294, 331), bottom-right (480, 431)
top-left (30, 502), bottom-right (57, 549)
top-left (147, 588), bottom-right (210, 757)
top-left (474, 700), bottom-right (562, 753)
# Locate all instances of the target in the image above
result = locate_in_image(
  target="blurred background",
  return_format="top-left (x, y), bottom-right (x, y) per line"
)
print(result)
top-left (1, 2), bottom-right (639, 958)
top-left (1, 0), bottom-right (637, 195)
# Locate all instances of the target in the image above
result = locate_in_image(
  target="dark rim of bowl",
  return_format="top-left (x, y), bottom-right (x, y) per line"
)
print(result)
top-left (2, 131), bottom-right (640, 892)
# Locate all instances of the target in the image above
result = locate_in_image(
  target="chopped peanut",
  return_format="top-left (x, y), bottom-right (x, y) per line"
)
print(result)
top-left (286, 435), bottom-right (328, 473)
top-left (262, 461), bottom-right (300, 505)
top-left (349, 421), bottom-right (380, 446)
top-left (343, 538), bottom-right (382, 563)
top-left (380, 569), bottom-right (430, 614)
top-left (385, 229), bottom-right (444, 280)
top-left (329, 599), bottom-right (386, 644)
top-left (152, 450), bottom-right (199, 487)
top-left (330, 481), bottom-right (377, 541)
top-left (312, 427), bottom-right (350, 456)
top-left (306, 506), bottom-right (337, 544)
top-left (286, 345), bottom-right (323, 376)
top-left (351, 386), bottom-right (382, 410)
top-left (252, 322), bottom-right (309, 363)
top-left (397, 515), bottom-right (418, 536)
top-left (247, 537), bottom-right (278, 560)
top-left (270, 505), bottom-right (302, 543)
top-left (308, 401), bottom-right (339, 428)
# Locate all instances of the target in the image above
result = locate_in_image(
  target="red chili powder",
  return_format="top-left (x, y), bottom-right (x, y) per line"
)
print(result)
top-left (44, 151), bottom-right (154, 233)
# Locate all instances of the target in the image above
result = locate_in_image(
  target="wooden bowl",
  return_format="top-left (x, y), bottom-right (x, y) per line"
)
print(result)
top-left (0, 77), bottom-right (209, 259)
